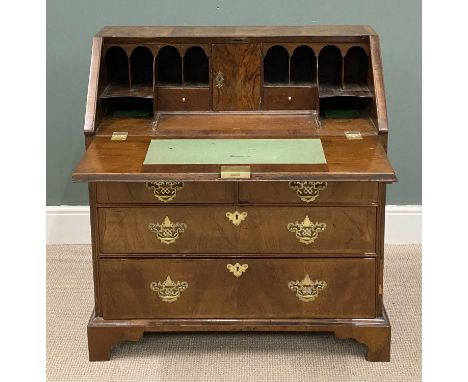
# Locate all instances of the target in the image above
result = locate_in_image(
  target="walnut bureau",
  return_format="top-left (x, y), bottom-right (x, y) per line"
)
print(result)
top-left (72, 26), bottom-right (396, 362)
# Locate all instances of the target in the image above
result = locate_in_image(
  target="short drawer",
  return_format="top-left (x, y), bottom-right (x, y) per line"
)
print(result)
top-left (157, 87), bottom-right (210, 111)
top-left (98, 206), bottom-right (376, 254)
top-left (96, 182), bottom-right (235, 204)
top-left (263, 86), bottom-right (318, 110)
top-left (239, 181), bottom-right (378, 204)
top-left (99, 257), bottom-right (376, 319)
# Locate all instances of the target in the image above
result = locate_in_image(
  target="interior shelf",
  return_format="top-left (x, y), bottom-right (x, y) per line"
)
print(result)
top-left (290, 45), bottom-right (316, 84)
top-left (318, 45), bottom-right (342, 87)
top-left (157, 45), bottom-right (209, 87)
top-left (157, 46), bottom-right (182, 85)
top-left (183, 46), bottom-right (209, 85)
top-left (264, 83), bottom-right (316, 88)
top-left (105, 46), bottom-right (129, 85)
top-left (319, 96), bottom-right (371, 118)
top-left (319, 84), bottom-right (373, 98)
top-left (130, 46), bottom-right (153, 87)
top-left (264, 45), bottom-right (289, 85)
top-left (100, 97), bottom-right (154, 118)
top-left (101, 83), bottom-right (153, 98)
top-left (264, 45), bottom-right (317, 86)
top-left (95, 112), bottom-right (377, 138)
top-left (344, 46), bottom-right (369, 86)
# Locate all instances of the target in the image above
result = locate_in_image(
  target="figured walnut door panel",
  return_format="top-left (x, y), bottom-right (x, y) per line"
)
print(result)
top-left (99, 257), bottom-right (376, 319)
top-left (98, 206), bottom-right (376, 254)
top-left (212, 44), bottom-right (261, 111)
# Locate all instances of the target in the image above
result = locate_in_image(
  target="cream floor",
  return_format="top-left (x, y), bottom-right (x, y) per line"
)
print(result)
top-left (46, 245), bottom-right (421, 382)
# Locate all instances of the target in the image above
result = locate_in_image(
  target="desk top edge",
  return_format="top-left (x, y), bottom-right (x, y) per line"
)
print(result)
top-left (96, 25), bottom-right (378, 38)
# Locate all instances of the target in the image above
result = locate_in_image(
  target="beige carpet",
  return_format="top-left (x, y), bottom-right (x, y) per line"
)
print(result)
top-left (47, 245), bottom-right (421, 382)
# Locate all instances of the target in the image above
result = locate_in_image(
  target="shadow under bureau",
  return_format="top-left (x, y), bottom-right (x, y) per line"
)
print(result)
top-left (73, 26), bottom-right (396, 362)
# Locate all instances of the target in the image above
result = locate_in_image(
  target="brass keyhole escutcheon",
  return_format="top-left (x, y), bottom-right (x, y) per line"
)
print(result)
top-left (226, 211), bottom-right (247, 226)
top-left (227, 263), bottom-right (248, 278)
top-left (214, 70), bottom-right (225, 88)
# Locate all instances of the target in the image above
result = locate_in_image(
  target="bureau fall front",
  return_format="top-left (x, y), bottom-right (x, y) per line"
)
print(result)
top-left (73, 26), bottom-right (396, 362)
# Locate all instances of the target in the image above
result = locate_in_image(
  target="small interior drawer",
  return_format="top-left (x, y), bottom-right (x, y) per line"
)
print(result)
top-left (263, 86), bottom-right (318, 110)
top-left (157, 87), bottom-right (210, 111)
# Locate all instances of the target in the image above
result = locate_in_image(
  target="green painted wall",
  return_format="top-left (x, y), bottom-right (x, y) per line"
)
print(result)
top-left (47, 0), bottom-right (421, 205)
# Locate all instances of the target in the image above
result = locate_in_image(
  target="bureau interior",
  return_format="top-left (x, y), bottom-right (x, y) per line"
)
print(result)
top-left (95, 39), bottom-right (378, 135)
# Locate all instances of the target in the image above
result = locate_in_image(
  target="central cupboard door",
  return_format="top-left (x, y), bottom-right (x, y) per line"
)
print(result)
top-left (212, 44), bottom-right (261, 110)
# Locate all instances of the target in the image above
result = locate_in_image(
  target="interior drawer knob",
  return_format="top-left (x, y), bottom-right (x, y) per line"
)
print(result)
top-left (287, 215), bottom-right (326, 245)
top-left (150, 275), bottom-right (188, 303)
top-left (288, 96), bottom-right (292, 102)
top-left (182, 97), bottom-right (186, 102)
top-left (226, 211), bottom-right (248, 226)
top-left (148, 216), bottom-right (187, 245)
top-left (227, 263), bottom-right (248, 277)
top-left (288, 181), bottom-right (328, 202)
top-left (288, 274), bottom-right (327, 302)
top-left (146, 181), bottom-right (184, 202)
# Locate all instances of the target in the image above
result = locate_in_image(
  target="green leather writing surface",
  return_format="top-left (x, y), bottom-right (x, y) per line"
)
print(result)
top-left (143, 139), bottom-right (326, 165)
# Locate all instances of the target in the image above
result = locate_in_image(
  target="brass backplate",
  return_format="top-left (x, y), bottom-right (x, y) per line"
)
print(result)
top-left (220, 165), bottom-right (251, 179)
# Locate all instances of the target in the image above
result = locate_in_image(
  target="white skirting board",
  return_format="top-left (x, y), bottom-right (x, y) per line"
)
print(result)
top-left (46, 205), bottom-right (422, 245)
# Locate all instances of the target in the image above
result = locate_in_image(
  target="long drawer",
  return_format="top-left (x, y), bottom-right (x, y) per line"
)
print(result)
top-left (98, 206), bottom-right (376, 254)
top-left (239, 181), bottom-right (378, 204)
top-left (96, 182), bottom-right (235, 204)
top-left (99, 257), bottom-right (376, 319)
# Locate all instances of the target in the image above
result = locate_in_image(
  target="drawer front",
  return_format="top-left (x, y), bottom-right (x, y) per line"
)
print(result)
top-left (239, 181), bottom-right (378, 204)
top-left (96, 182), bottom-right (235, 204)
top-left (263, 86), bottom-right (318, 110)
top-left (98, 206), bottom-right (376, 254)
top-left (99, 257), bottom-right (376, 319)
top-left (157, 87), bottom-right (210, 111)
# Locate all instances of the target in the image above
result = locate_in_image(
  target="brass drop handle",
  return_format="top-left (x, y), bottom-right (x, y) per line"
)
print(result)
top-left (288, 181), bottom-right (328, 203)
top-left (288, 96), bottom-right (292, 102)
top-left (150, 275), bottom-right (188, 303)
top-left (148, 216), bottom-right (187, 245)
top-left (214, 70), bottom-right (225, 88)
top-left (287, 216), bottom-right (326, 245)
top-left (182, 97), bottom-right (186, 102)
top-left (146, 181), bottom-right (184, 203)
top-left (288, 274), bottom-right (327, 302)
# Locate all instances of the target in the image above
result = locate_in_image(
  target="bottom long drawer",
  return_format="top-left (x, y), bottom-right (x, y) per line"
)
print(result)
top-left (99, 257), bottom-right (376, 319)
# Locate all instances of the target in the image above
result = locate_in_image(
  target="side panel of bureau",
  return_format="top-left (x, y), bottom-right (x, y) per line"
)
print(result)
top-left (99, 257), bottom-right (376, 319)
top-left (98, 206), bottom-right (377, 254)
